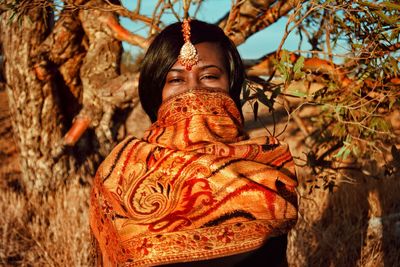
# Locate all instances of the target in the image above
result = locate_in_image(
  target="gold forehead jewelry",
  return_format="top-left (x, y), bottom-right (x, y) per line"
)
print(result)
top-left (178, 18), bottom-right (199, 71)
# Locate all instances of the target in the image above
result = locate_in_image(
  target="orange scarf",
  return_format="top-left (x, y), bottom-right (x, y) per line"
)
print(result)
top-left (90, 89), bottom-right (298, 266)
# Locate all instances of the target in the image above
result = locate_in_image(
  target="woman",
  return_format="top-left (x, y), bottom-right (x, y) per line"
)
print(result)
top-left (90, 20), bottom-right (298, 266)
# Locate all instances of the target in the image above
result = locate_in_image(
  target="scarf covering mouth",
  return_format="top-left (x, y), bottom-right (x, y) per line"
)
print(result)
top-left (90, 89), bottom-right (298, 266)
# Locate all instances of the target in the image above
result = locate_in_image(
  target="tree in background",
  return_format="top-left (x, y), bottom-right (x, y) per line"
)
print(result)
top-left (0, 0), bottom-right (399, 195)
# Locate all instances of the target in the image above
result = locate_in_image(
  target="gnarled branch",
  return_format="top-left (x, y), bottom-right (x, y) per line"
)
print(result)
top-left (219, 0), bottom-right (303, 46)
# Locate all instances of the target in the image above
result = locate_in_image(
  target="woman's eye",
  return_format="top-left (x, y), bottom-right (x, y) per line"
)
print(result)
top-left (201, 75), bottom-right (218, 80)
top-left (168, 78), bottom-right (183, 83)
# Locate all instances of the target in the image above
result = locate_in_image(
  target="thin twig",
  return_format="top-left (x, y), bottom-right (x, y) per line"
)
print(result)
top-left (134, 0), bottom-right (141, 14)
top-left (325, 11), bottom-right (333, 62)
top-left (149, 0), bottom-right (164, 35)
top-left (193, 0), bottom-right (203, 18)
top-left (168, 0), bottom-right (181, 21)
top-left (276, 2), bottom-right (319, 59)
top-left (183, 0), bottom-right (191, 19)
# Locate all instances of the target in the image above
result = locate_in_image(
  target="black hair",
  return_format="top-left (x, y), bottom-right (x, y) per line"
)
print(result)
top-left (138, 20), bottom-right (245, 123)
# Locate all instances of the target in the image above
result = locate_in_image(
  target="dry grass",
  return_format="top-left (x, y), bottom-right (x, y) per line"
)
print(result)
top-left (0, 183), bottom-right (93, 266)
top-left (287, 174), bottom-right (400, 267)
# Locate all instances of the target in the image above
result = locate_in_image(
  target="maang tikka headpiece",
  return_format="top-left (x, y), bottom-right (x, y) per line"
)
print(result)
top-left (178, 18), bottom-right (199, 70)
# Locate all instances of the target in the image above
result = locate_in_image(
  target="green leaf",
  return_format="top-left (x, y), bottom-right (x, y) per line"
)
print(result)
top-left (276, 61), bottom-right (289, 81)
top-left (373, 10), bottom-right (397, 24)
top-left (334, 104), bottom-right (343, 114)
top-left (345, 135), bottom-right (352, 143)
top-left (243, 86), bottom-right (250, 100)
top-left (389, 96), bottom-right (396, 110)
top-left (280, 50), bottom-right (290, 65)
top-left (359, 71), bottom-right (370, 82)
top-left (351, 43), bottom-right (363, 49)
top-left (293, 56), bottom-right (305, 74)
top-left (334, 136), bottom-right (353, 160)
top-left (277, 50), bottom-right (292, 82)
top-left (256, 89), bottom-right (273, 110)
top-left (358, 1), bottom-right (379, 9)
top-left (352, 145), bottom-right (361, 157)
top-left (271, 87), bottom-right (281, 100)
top-left (332, 123), bottom-right (346, 137)
top-left (370, 117), bottom-right (390, 132)
top-left (343, 147), bottom-right (351, 159)
top-left (381, 1), bottom-right (400, 11)
top-left (288, 89), bottom-right (307, 98)
top-left (334, 145), bottom-right (347, 158)
top-left (334, 145), bottom-right (351, 159)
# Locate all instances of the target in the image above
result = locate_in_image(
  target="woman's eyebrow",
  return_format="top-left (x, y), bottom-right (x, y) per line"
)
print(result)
top-left (168, 68), bottom-right (184, 73)
top-left (169, 64), bottom-right (223, 73)
top-left (199, 64), bottom-right (223, 71)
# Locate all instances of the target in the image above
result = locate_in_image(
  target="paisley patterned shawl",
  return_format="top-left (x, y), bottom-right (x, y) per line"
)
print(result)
top-left (90, 89), bottom-right (298, 266)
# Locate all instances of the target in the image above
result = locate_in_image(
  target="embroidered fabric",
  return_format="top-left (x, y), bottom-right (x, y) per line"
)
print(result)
top-left (90, 89), bottom-right (298, 266)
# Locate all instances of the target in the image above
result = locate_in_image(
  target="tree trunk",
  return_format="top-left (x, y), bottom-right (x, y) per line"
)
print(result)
top-left (0, 0), bottom-right (124, 194)
top-left (1, 4), bottom-right (67, 193)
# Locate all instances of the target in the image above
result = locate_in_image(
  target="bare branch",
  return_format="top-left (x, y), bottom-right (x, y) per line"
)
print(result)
top-left (276, 1), bottom-right (316, 59)
top-left (149, 0), bottom-right (164, 35)
top-left (65, 73), bottom-right (139, 146)
top-left (325, 11), bottom-right (333, 62)
top-left (378, 41), bottom-right (400, 55)
top-left (183, 0), bottom-right (192, 19)
top-left (135, 0), bottom-right (141, 13)
top-left (224, 0), bottom-right (243, 34)
top-left (34, 9), bottom-right (83, 65)
top-left (111, 4), bottom-right (157, 30)
top-left (219, 0), bottom-right (303, 46)
top-left (101, 14), bottom-right (150, 49)
top-left (64, 116), bottom-right (91, 146)
top-left (245, 51), bottom-right (352, 87)
top-left (390, 77), bottom-right (400, 84)
top-left (308, 10), bottom-right (327, 51)
top-left (168, 0), bottom-right (181, 21)
top-left (193, 0), bottom-right (203, 17)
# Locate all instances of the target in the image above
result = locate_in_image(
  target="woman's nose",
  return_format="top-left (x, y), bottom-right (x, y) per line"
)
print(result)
top-left (186, 74), bottom-right (201, 89)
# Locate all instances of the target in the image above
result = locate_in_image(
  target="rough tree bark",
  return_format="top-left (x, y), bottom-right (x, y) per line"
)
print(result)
top-left (218, 0), bottom-right (302, 45)
top-left (0, 2), bottom-right (68, 193)
top-left (0, 0), bottom-right (131, 194)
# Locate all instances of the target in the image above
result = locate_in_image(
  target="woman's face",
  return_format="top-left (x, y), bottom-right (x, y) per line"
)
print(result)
top-left (162, 42), bottom-right (229, 100)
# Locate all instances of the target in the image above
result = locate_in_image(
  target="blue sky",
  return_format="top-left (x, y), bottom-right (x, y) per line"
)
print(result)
top-left (120, 0), bottom-right (308, 60)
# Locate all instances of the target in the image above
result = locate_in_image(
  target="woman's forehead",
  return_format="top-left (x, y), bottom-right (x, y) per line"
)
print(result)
top-left (171, 42), bottom-right (226, 70)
